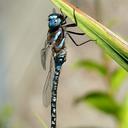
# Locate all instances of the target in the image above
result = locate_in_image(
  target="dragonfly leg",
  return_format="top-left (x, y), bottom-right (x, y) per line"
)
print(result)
top-left (60, 8), bottom-right (67, 25)
top-left (65, 9), bottom-right (85, 35)
top-left (62, 17), bottom-right (67, 25)
top-left (67, 33), bottom-right (96, 46)
top-left (60, 8), bottom-right (64, 17)
top-left (67, 30), bottom-right (85, 35)
top-left (64, 8), bottom-right (77, 28)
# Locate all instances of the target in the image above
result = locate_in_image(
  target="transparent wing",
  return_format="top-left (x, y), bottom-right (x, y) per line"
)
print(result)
top-left (41, 40), bottom-right (49, 70)
top-left (42, 56), bottom-right (54, 107)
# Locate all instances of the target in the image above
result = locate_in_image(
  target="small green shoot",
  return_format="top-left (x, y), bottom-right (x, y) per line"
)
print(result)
top-left (33, 113), bottom-right (48, 128)
top-left (110, 68), bottom-right (127, 94)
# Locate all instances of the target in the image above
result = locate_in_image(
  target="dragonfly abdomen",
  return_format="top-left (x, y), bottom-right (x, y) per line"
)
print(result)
top-left (51, 50), bottom-right (66, 128)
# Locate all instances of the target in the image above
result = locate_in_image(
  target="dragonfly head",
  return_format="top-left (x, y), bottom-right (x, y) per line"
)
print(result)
top-left (48, 13), bottom-right (64, 30)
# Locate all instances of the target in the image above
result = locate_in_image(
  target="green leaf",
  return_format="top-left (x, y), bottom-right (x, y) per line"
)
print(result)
top-left (75, 91), bottom-right (120, 117)
top-left (110, 68), bottom-right (127, 94)
top-left (51, 0), bottom-right (128, 71)
top-left (119, 94), bottom-right (128, 128)
top-left (74, 59), bottom-right (107, 76)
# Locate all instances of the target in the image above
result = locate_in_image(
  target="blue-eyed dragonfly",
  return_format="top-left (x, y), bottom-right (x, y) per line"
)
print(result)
top-left (41, 8), bottom-right (95, 128)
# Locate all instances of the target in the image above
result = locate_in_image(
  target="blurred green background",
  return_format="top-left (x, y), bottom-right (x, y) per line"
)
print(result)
top-left (0, 0), bottom-right (128, 128)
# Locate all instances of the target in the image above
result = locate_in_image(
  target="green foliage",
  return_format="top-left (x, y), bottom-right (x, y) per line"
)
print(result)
top-left (74, 60), bottom-right (108, 76)
top-left (75, 91), bottom-right (120, 117)
top-left (110, 68), bottom-right (127, 94)
top-left (0, 105), bottom-right (13, 128)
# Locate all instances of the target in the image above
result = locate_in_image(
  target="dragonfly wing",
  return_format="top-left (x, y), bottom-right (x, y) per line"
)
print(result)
top-left (42, 70), bottom-right (52, 107)
top-left (42, 56), bottom-right (54, 107)
top-left (41, 48), bottom-right (47, 70)
top-left (41, 40), bottom-right (49, 70)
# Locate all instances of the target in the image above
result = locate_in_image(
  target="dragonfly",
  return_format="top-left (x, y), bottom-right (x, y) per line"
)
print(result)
top-left (41, 8), bottom-right (95, 128)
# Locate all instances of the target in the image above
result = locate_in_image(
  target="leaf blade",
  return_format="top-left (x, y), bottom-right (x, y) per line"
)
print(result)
top-left (75, 91), bottom-right (120, 117)
top-left (74, 59), bottom-right (108, 76)
top-left (110, 68), bottom-right (127, 94)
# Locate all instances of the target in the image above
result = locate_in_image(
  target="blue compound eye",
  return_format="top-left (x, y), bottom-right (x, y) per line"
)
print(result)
top-left (48, 14), bottom-right (62, 29)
